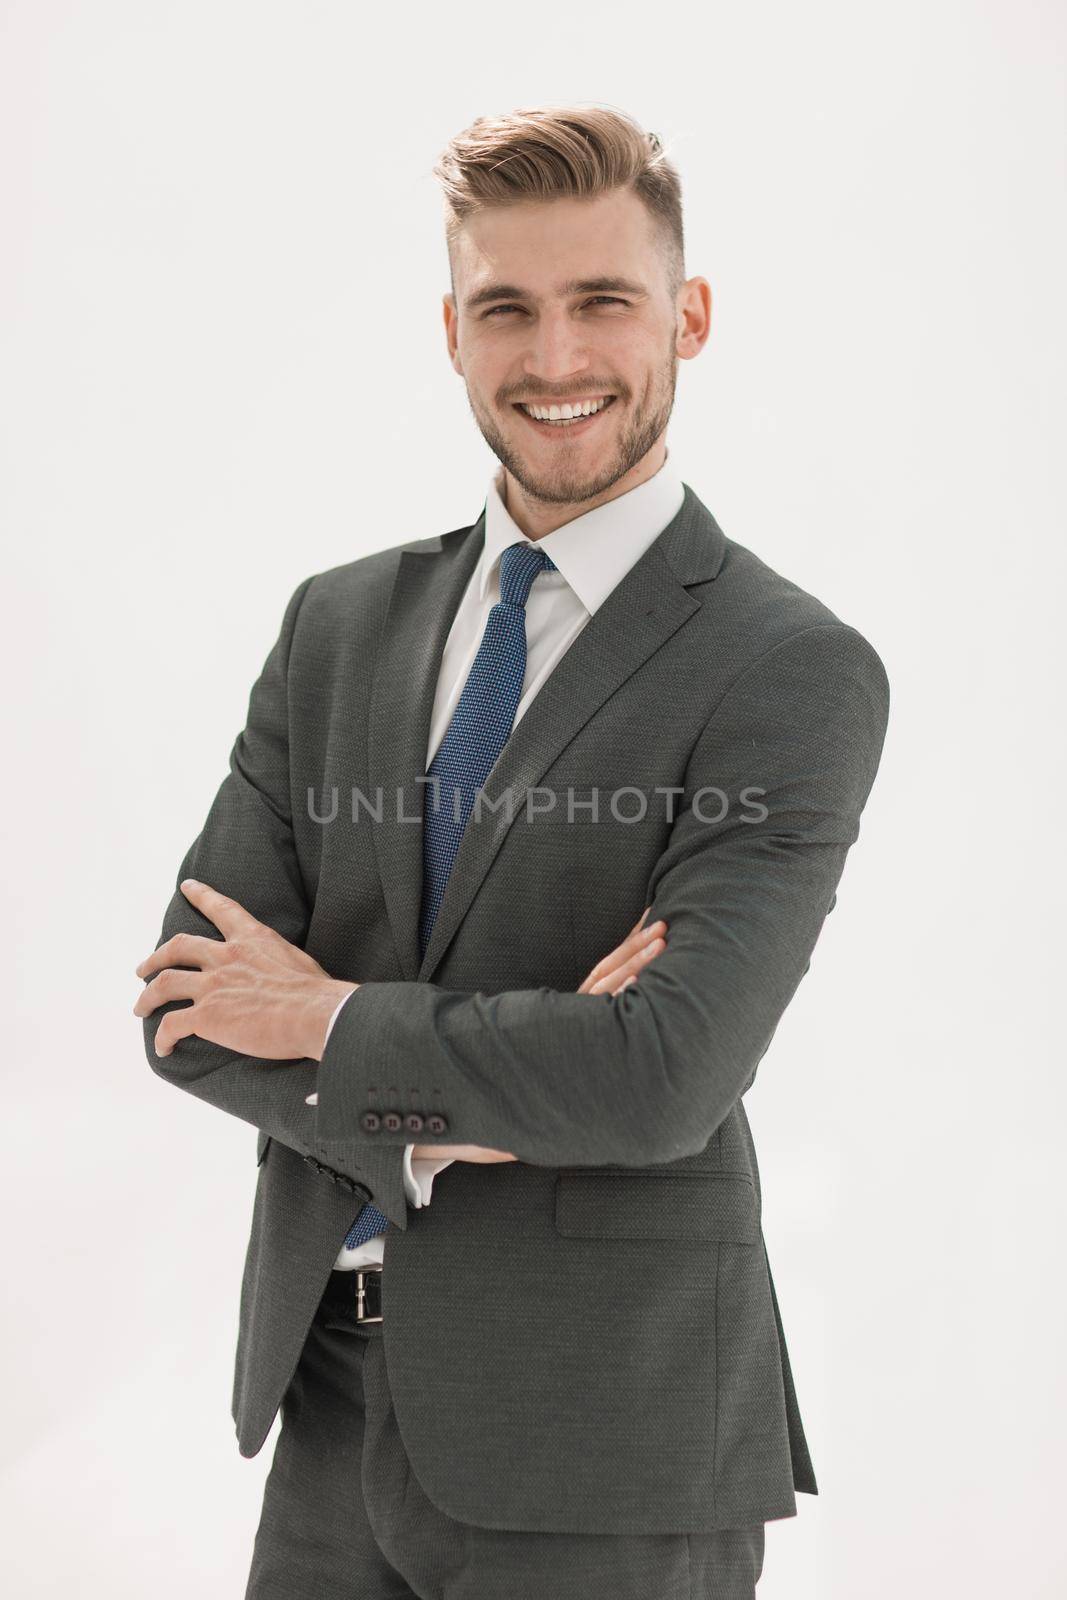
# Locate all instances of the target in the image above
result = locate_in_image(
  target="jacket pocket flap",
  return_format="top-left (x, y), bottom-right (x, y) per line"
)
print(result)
top-left (555, 1172), bottom-right (758, 1243)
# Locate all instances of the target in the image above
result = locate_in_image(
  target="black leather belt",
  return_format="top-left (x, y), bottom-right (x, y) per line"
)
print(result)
top-left (325, 1265), bottom-right (383, 1325)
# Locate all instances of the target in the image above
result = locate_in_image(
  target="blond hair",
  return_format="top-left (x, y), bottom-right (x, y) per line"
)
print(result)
top-left (433, 104), bottom-right (685, 297)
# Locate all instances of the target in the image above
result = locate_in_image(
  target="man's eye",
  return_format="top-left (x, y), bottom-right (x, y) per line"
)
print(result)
top-left (483, 296), bottom-right (628, 319)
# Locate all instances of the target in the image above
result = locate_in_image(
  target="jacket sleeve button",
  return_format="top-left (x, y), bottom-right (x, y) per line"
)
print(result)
top-left (383, 1111), bottom-right (403, 1132)
top-left (404, 1113), bottom-right (425, 1133)
top-left (427, 1114), bottom-right (449, 1135)
top-left (360, 1112), bottom-right (381, 1133)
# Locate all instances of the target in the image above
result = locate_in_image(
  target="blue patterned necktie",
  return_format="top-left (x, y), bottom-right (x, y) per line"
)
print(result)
top-left (341, 540), bottom-right (557, 1248)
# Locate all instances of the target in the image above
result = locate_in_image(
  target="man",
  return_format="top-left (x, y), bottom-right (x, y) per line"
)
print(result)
top-left (135, 104), bottom-right (890, 1599)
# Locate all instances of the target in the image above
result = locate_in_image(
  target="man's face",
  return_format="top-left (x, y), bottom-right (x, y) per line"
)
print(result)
top-left (443, 187), bottom-right (706, 508)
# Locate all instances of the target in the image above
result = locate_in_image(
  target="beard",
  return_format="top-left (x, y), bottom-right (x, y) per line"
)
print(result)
top-left (465, 338), bottom-right (678, 508)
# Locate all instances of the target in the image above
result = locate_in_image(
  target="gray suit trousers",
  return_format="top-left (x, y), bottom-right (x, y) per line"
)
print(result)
top-left (244, 1270), bottom-right (766, 1600)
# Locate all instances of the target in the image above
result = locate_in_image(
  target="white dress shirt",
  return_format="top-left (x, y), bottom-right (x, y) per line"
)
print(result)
top-left (309, 451), bottom-right (686, 1270)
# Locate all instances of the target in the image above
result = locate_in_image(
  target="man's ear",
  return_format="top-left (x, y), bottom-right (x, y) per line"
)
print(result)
top-left (442, 292), bottom-right (463, 374)
top-left (676, 277), bottom-right (712, 361)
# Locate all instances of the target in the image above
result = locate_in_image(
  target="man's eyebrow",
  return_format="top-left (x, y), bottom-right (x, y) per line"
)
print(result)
top-left (463, 276), bottom-right (650, 311)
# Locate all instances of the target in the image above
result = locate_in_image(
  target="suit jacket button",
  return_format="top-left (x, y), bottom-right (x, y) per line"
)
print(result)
top-left (360, 1112), bottom-right (381, 1133)
top-left (404, 1113), bottom-right (424, 1133)
top-left (383, 1111), bottom-right (403, 1132)
top-left (427, 1114), bottom-right (449, 1135)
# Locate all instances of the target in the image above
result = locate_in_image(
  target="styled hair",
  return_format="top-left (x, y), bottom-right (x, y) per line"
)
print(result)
top-left (433, 104), bottom-right (685, 298)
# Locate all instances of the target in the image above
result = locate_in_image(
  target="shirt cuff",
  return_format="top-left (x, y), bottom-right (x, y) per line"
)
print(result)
top-left (403, 1142), bottom-right (418, 1205)
top-left (405, 1144), bottom-right (457, 1207)
top-left (304, 988), bottom-right (355, 1106)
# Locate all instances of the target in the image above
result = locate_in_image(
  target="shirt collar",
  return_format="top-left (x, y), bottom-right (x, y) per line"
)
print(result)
top-left (478, 450), bottom-right (686, 616)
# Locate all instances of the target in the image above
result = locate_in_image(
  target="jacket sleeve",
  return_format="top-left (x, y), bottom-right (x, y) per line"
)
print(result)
top-left (138, 574), bottom-right (410, 1227)
top-left (312, 622), bottom-right (891, 1170)
top-left (310, 997), bottom-right (458, 1207)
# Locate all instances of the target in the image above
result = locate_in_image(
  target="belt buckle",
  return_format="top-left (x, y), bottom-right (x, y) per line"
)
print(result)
top-left (355, 1266), bottom-right (383, 1324)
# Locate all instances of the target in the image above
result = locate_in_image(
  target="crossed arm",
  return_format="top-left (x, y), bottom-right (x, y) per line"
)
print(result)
top-left (134, 885), bottom-right (668, 1166)
top-left (302, 623), bottom-right (890, 1171)
top-left (135, 575), bottom-right (889, 1189)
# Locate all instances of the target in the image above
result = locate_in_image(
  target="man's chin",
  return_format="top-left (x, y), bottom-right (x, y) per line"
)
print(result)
top-left (508, 465), bottom-right (619, 508)
top-left (501, 442), bottom-right (628, 507)
top-left (473, 411), bottom-right (631, 507)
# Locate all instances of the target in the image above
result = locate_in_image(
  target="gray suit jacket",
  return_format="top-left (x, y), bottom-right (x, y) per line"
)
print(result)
top-left (141, 482), bottom-right (889, 1535)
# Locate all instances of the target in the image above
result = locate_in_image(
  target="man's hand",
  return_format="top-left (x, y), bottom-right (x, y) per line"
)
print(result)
top-left (133, 879), bottom-right (355, 1062)
top-left (576, 904), bottom-right (667, 996)
top-left (412, 907), bottom-right (668, 1162)
top-left (412, 1143), bottom-right (520, 1163)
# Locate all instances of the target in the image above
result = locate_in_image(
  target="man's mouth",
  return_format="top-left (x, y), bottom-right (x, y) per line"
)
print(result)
top-left (511, 395), bottom-right (618, 434)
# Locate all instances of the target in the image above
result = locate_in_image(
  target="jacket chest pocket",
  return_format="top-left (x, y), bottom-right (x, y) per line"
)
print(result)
top-left (554, 1172), bottom-right (759, 1243)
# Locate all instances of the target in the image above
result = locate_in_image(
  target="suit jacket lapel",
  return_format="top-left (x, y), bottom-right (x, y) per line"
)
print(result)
top-left (366, 514), bottom-right (486, 981)
top-left (366, 482), bottom-right (727, 987)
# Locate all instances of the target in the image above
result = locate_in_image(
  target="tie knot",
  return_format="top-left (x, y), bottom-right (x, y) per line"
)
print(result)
top-left (499, 541), bottom-right (556, 609)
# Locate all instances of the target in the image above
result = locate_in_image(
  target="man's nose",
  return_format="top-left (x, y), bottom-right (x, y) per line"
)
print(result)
top-left (521, 310), bottom-right (593, 386)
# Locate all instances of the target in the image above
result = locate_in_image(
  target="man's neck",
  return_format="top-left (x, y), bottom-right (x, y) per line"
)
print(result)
top-left (501, 441), bottom-right (668, 541)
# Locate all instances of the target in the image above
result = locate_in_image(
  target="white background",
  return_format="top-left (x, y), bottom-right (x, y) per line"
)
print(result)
top-left (2, 2), bottom-right (1063, 1595)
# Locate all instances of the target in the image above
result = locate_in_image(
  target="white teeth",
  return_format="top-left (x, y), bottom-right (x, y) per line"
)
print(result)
top-left (520, 397), bottom-right (613, 425)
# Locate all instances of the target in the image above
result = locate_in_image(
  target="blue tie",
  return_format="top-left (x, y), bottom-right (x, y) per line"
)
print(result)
top-left (341, 540), bottom-right (557, 1248)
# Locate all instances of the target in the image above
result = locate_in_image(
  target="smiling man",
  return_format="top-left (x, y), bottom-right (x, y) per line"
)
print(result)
top-left (447, 184), bottom-right (692, 532)
top-left (137, 105), bottom-right (890, 1599)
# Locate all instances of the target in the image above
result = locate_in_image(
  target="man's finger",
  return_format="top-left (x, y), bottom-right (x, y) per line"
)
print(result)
top-left (577, 919), bottom-right (666, 994)
top-left (135, 930), bottom-right (225, 979)
top-left (179, 878), bottom-right (260, 939)
top-left (133, 966), bottom-right (206, 1017)
top-left (588, 936), bottom-right (665, 994)
top-left (587, 930), bottom-right (667, 994)
top-left (154, 1007), bottom-right (200, 1059)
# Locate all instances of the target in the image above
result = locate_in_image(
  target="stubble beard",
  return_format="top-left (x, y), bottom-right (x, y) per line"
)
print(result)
top-left (467, 341), bottom-right (678, 510)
